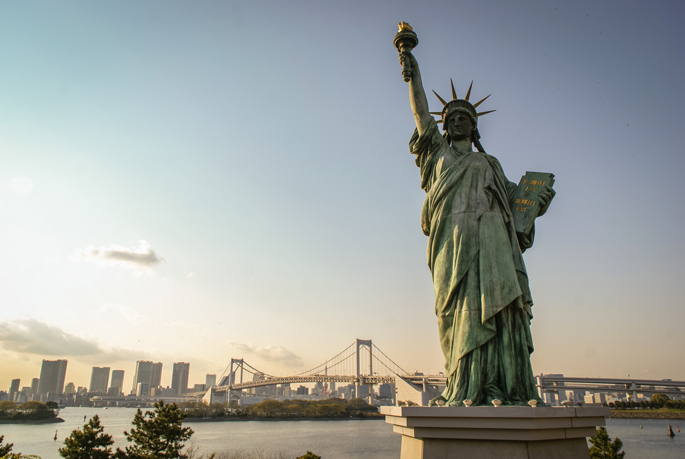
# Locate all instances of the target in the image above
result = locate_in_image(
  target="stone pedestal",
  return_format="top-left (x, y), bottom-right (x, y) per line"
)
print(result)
top-left (381, 405), bottom-right (610, 459)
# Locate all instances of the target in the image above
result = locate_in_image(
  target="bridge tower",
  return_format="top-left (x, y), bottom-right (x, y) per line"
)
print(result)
top-left (356, 339), bottom-right (373, 400)
top-left (227, 358), bottom-right (245, 406)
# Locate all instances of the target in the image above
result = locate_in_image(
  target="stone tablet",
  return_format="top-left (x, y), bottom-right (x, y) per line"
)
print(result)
top-left (512, 171), bottom-right (555, 235)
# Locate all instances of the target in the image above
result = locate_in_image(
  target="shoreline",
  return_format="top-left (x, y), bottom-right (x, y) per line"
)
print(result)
top-left (610, 410), bottom-right (685, 420)
top-left (184, 415), bottom-right (384, 423)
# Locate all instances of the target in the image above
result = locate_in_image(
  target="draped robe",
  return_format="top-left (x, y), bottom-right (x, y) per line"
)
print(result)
top-left (410, 119), bottom-right (541, 406)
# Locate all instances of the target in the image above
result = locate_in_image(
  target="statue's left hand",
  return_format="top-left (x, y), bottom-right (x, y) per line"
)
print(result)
top-left (537, 186), bottom-right (555, 217)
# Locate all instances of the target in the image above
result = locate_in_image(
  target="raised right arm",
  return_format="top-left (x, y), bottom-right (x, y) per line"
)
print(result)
top-left (400, 51), bottom-right (433, 135)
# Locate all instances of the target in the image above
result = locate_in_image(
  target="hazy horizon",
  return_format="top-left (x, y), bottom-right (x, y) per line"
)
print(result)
top-left (2, 0), bottom-right (685, 390)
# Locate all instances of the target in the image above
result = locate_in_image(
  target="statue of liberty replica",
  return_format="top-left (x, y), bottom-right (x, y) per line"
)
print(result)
top-left (394, 23), bottom-right (555, 407)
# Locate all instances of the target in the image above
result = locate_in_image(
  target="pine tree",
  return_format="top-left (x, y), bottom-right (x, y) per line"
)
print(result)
top-left (116, 401), bottom-right (194, 459)
top-left (589, 427), bottom-right (625, 459)
top-left (0, 435), bottom-right (14, 456)
top-left (59, 414), bottom-right (114, 459)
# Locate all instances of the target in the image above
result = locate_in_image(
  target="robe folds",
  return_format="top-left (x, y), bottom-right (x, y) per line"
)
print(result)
top-left (410, 119), bottom-right (541, 406)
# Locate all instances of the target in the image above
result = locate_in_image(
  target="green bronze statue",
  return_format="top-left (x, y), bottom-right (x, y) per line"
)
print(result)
top-left (395, 23), bottom-right (555, 406)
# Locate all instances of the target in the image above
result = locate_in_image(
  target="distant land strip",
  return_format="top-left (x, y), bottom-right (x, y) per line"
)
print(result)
top-left (610, 409), bottom-right (685, 420)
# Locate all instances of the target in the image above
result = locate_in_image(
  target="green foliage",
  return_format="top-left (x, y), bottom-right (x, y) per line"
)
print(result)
top-left (0, 435), bottom-right (14, 456)
top-left (45, 402), bottom-right (59, 411)
top-left (0, 401), bottom-right (17, 412)
top-left (650, 393), bottom-right (669, 409)
top-left (250, 400), bottom-right (284, 417)
top-left (59, 415), bottom-right (113, 459)
top-left (1, 454), bottom-right (42, 458)
top-left (242, 398), bottom-right (377, 419)
top-left (0, 401), bottom-right (56, 421)
top-left (178, 402), bottom-right (226, 419)
top-left (346, 398), bottom-right (373, 410)
top-left (588, 427), bottom-right (625, 459)
top-left (18, 401), bottom-right (49, 412)
top-left (116, 400), bottom-right (193, 459)
top-left (295, 453), bottom-right (321, 459)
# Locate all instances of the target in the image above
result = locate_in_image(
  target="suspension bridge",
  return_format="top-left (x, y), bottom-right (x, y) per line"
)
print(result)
top-left (203, 339), bottom-right (429, 404)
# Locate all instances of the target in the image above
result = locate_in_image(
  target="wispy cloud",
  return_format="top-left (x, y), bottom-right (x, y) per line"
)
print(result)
top-left (73, 240), bottom-right (164, 269)
top-left (231, 342), bottom-right (303, 368)
top-left (99, 303), bottom-right (149, 325)
top-left (0, 317), bottom-right (148, 363)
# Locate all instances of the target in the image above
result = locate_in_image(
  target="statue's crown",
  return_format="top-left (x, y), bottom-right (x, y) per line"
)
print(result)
top-left (430, 80), bottom-right (496, 126)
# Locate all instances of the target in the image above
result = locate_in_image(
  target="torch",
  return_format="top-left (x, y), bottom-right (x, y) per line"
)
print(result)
top-left (393, 22), bottom-right (419, 82)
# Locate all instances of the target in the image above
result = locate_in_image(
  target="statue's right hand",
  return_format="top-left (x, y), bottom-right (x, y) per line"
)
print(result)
top-left (399, 50), bottom-right (416, 70)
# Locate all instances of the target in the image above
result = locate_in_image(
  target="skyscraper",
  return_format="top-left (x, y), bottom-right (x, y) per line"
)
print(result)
top-left (151, 362), bottom-right (163, 390)
top-left (9, 379), bottom-right (20, 401)
top-left (171, 362), bottom-right (190, 395)
top-left (132, 361), bottom-right (163, 396)
top-left (132, 361), bottom-right (152, 395)
top-left (205, 374), bottom-right (216, 389)
top-left (110, 370), bottom-right (125, 395)
top-left (38, 359), bottom-right (68, 395)
top-left (30, 378), bottom-right (39, 397)
top-left (89, 367), bottom-right (110, 394)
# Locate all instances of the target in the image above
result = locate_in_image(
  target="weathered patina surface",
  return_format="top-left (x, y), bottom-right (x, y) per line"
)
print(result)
top-left (396, 25), bottom-right (555, 406)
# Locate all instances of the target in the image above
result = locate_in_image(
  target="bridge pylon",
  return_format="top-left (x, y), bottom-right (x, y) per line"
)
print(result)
top-left (356, 339), bottom-right (373, 400)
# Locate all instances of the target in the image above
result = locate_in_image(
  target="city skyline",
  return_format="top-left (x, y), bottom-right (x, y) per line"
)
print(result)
top-left (2, 1), bottom-right (685, 387)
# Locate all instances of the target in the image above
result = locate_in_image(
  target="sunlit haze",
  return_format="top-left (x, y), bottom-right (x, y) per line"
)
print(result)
top-left (2, 0), bottom-right (684, 391)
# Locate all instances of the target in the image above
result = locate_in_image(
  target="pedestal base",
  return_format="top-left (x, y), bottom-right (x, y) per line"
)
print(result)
top-left (381, 406), bottom-right (610, 459)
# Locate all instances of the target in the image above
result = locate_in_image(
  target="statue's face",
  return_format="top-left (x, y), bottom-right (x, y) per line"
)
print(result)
top-left (446, 112), bottom-right (474, 142)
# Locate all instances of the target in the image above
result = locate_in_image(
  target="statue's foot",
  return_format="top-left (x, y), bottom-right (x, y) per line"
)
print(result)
top-left (428, 395), bottom-right (447, 406)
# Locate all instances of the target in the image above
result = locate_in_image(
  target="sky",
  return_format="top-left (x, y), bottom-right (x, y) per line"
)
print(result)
top-left (1, 0), bottom-right (684, 391)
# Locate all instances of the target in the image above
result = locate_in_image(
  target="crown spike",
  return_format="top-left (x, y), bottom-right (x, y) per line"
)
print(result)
top-left (465, 81), bottom-right (473, 102)
top-left (473, 94), bottom-right (491, 108)
top-left (432, 90), bottom-right (448, 106)
top-left (476, 110), bottom-right (496, 117)
top-left (450, 78), bottom-right (457, 100)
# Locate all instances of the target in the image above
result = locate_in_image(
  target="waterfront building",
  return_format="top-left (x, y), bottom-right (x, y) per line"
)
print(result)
top-left (171, 362), bottom-right (190, 395)
top-left (89, 367), bottom-right (110, 394)
top-left (132, 361), bottom-right (162, 396)
top-left (38, 359), bottom-right (68, 395)
top-left (151, 362), bottom-right (163, 391)
top-left (64, 382), bottom-right (76, 394)
top-left (379, 383), bottom-right (393, 399)
top-left (9, 379), bottom-right (20, 401)
top-left (206, 374), bottom-right (216, 388)
top-left (136, 382), bottom-right (149, 397)
top-left (30, 378), bottom-right (39, 398)
top-left (110, 370), bottom-right (124, 395)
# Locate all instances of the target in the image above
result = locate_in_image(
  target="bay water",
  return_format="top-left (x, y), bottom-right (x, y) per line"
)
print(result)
top-left (1, 407), bottom-right (682, 458)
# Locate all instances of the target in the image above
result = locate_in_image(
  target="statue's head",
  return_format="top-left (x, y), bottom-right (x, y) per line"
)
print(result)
top-left (430, 80), bottom-right (495, 151)
top-left (443, 102), bottom-right (478, 142)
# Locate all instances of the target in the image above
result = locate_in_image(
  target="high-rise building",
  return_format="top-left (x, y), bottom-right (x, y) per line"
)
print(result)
top-left (38, 359), bottom-right (68, 395)
top-left (110, 370), bottom-right (125, 395)
top-left (89, 367), bottom-right (110, 394)
top-left (151, 362), bottom-right (163, 390)
top-left (64, 382), bottom-right (76, 394)
top-left (9, 379), bottom-right (20, 401)
top-left (30, 378), bottom-right (40, 396)
top-left (171, 362), bottom-right (190, 395)
top-left (205, 374), bottom-right (216, 389)
top-left (132, 361), bottom-right (161, 396)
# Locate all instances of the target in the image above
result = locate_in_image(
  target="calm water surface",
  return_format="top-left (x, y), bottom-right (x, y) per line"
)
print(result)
top-left (1, 408), bottom-right (682, 458)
